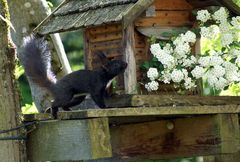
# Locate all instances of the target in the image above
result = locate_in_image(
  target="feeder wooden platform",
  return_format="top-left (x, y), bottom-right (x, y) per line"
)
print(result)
top-left (23, 95), bottom-right (240, 162)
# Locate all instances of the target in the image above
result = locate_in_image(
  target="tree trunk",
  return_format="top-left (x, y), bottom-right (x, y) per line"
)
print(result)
top-left (8, 0), bottom-right (71, 112)
top-left (0, 0), bottom-right (26, 161)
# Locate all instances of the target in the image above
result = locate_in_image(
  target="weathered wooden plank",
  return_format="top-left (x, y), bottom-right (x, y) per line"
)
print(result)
top-left (23, 95), bottom-right (240, 121)
top-left (27, 118), bottom-right (112, 161)
top-left (218, 114), bottom-right (239, 153)
top-left (54, 0), bottom-right (94, 16)
top-left (89, 39), bottom-right (122, 51)
top-left (74, 11), bottom-right (93, 29)
top-left (109, 4), bottom-right (134, 23)
top-left (211, 152), bottom-right (240, 162)
top-left (63, 12), bottom-right (87, 30)
top-left (22, 113), bottom-right (53, 122)
top-left (54, 0), bottom-right (138, 16)
top-left (106, 95), bottom-right (240, 107)
top-left (93, 7), bottom-right (118, 26)
top-left (122, 24), bottom-right (137, 94)
top-left (57, 105), bottom-right (240, 120)
top-left (84, 28), bottom-right (91, 70)
top-left (135, 11), bottom-right (192, 27)
top-left (91, 50), bottom-right (123, 62)
top-left (88, 24), bottom-right (122, 35)
top-left (89, 31), bottom-right (122, 43)
top-left (153, 0), bottom-right (192, 10)
top-left (34, 0), bottom-right (68, 34)
top-left (122, 0), bottom-right (154, 29)
top-left (110, 114), bottom-right (239, 159)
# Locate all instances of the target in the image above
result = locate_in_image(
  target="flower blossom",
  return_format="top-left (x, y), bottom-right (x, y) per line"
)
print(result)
top-left (231, 16), bottom-right (240, 30)
top-left (198, 56), bottom-right (210, 67)
top-left (147, 68), bottom-right (159, 81)
top-left (183, 31), bottom-right (196, 43)
top-left (171, 70), bottom-right (184, 83)
top-left (191, 66), bottom-right (205, 79)
top-left (212, 7), bottom-right (228, 23)
top-left (221, 33), bottom-right (234, 46)
top-left (150, 44), bottom-right (161, 55)
top-left (145, 81), bottom-right (159, 91)
top-left (215, 77), bottom-right (228, 90)
top-left (196, 10), bottom-right (211, 23)
top-left (209, 55), bottom-right (224, 66)
top-left (211, 65), bottom-right (226, 78)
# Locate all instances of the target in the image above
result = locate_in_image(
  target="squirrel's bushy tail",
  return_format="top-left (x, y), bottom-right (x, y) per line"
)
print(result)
top-left (19, 35), bottom-right (57, 94)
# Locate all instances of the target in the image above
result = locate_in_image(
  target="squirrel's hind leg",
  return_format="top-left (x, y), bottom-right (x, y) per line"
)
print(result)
top-left (51, 93), bottom-right (74, 118)
top-left (62, 95), bottom-right (86, 110)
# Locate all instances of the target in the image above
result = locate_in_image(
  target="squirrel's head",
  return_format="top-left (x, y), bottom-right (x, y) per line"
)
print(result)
top-left (97, 52), bottom-right (127, 78)
top-left (104, 60), bottom-right (127, 77)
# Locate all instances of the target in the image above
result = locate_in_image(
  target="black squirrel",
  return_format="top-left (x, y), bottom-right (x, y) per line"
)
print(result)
top-left (19, 35), bottom-right (127, 117)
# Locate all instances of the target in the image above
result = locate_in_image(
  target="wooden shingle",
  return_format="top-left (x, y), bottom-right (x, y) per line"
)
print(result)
top-left (35, 0), bottom-right (153, 35)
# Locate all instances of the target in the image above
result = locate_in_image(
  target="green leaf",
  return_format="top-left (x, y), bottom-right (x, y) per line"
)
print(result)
top-left (141, 62), bottom-right (150, 70)
top-left (224, 85), bottom-right (229, 90)
top-left (152, 57), bottom-right (158, 62)
top-left (230, 58), bottom-right (236, 63)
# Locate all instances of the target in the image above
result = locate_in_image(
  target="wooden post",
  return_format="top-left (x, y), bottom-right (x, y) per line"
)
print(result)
top-left (0, 0), bottom-right (26, 161)
top-left (122, 24), bottom-right (137, 94)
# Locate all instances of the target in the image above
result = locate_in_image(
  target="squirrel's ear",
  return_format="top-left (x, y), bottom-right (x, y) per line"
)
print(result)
top-left (96, 51), bottom-right (109, 64)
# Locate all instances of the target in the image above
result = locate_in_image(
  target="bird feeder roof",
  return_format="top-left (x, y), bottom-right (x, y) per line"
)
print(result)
top-left (35, 0), bottom-right (154, 35)
top-left (34, 0), bottom-right (240, 35)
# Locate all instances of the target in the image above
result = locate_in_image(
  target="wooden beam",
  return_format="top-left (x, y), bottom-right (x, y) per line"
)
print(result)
top-left (27, 118), bottom-right (112, 161)
top-left (22, 113), bottom-right (53, 122)
top-left (88, 24), bottom-right (122, 35)
top-left (57, 105), bottom-right (240, 120)
top-left (153, 0), bottom-right (193, 10)
top-left (22, 94), bottom-right (240, 121)
top-left (105, 95), bottom-right (240, 108)
top-left (110, 114), bottom-right (239, 159)
top-left (122, 24), bottom-right (137, 94)
top-left (135, 10), bottom-right (192, 27)
top-left (89, 32), bottom-right (122, 43)
top-left (220, 0), bottom-right (240, 15)
top-left (122, 0), bottom-right (154, 29)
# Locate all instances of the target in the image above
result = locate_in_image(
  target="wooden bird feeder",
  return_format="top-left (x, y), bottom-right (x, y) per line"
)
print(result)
top-left (25, 0), bottom-right (240, 161)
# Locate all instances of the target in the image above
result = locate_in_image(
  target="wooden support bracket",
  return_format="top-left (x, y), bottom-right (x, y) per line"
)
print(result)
top-left (27, 118), bottom-right (112, 161)
top-left (109, 114), bottom-right (239, 160)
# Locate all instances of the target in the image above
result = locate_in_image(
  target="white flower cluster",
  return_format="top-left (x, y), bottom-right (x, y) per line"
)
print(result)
top-left (196, 10), bottom-right (211, 23)
top-left (144, 7), bottom-right (240, 92)
top-left (191, 66), bottom-right (205, 79)
top-left (171, 69), bottom-right (184, 83)
top-left (146, 30), bottom-right (197, 90)
top-left (145, 81), bottom-right (159, 91)
top-left (147, 68), bottom-right (159, 81)
top-left (200, 25), bottom-right (219, 39)
top-left (231, 16), bottom-right (240, 30)
top-left (212, 7), bottom-right (228, 23)
top-left (198, 7), bottom-right (235, 46)
top-left (150, 44), bottom-right (175, 68)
